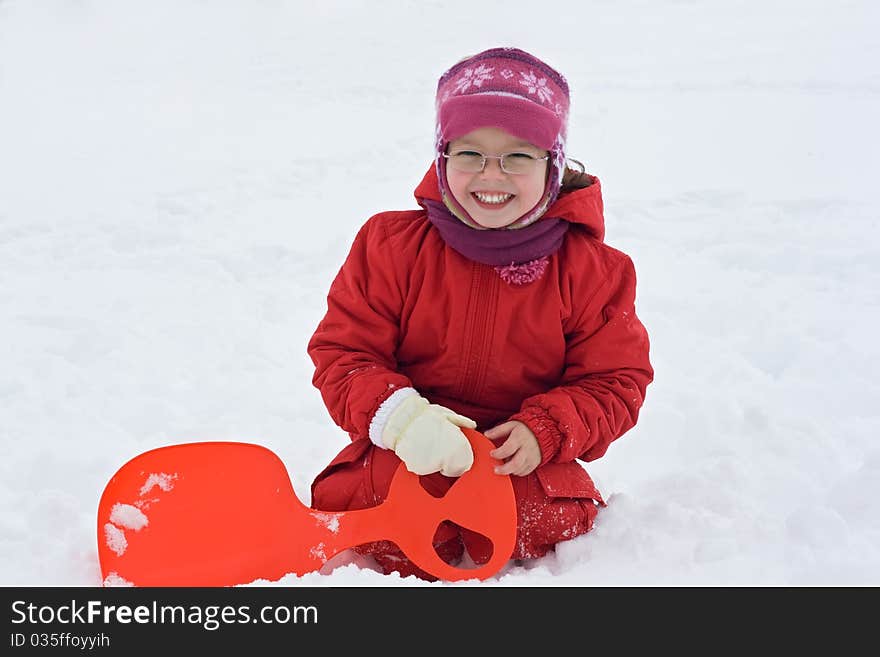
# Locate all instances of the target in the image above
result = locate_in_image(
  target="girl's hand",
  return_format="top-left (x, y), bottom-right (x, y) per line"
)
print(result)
top-left (484, 421), bottom-right (541, 476)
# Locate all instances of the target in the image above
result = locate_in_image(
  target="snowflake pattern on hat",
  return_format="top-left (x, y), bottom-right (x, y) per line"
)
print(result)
top-left (519, 70), bottom-right (555, 104)
top-left (453, 64), bottom-right (495, 93)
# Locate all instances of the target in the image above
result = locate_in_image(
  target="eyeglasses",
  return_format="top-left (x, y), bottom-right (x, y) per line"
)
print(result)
top-left (442, 150), bottom-right (549, 175)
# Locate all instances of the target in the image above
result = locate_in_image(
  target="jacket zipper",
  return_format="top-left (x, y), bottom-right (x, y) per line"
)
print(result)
top-left (458, 263), bottom-right (499, 403)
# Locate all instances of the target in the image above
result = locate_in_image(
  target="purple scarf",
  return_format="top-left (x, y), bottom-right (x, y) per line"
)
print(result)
top-left (422, 198), bottom-right (569, 271)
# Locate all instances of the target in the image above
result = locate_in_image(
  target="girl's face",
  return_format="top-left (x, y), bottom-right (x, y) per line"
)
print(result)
top-left (445, 127), bottom-right (548, 229)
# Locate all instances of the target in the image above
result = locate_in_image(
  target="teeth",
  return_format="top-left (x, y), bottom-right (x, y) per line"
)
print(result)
top-left (474, 192), bottom-right (513, 204)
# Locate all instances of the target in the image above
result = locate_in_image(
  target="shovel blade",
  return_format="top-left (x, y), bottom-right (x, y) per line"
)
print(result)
top-left (97, 442), bottom-right (310, 586)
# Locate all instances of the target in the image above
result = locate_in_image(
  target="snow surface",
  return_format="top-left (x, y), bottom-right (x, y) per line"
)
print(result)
top-left (1, 0), bottom-right (878, 586)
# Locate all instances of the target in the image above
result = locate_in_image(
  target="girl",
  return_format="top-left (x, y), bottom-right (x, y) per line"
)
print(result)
top-left (307, 47), bottom-right (654, 580)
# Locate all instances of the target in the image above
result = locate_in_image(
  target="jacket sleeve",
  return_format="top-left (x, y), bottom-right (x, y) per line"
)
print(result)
top-left (511, 254), bottom-right (653, 464)
top-left (307, 216), bottom-right (413, 440)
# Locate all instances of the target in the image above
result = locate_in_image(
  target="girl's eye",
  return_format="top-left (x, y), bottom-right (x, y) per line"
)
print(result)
top-left (506, 152), bottom-right (536, 160)
top-left (453, 150), bottom-right (482, 157)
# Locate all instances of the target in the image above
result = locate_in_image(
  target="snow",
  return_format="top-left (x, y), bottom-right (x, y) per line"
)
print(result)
top-left (102, 523), bottom-right (127, 557)
top-left (108, 503), bottom-right (148, 531)
top-left (1, 0), bottom-right (878, 586)
top-left (311, 511), bottom-right (341, 535)
top-left (102, 572), bottom-right (134, 587)
top-left (138, 473), bottom-right (176, 496)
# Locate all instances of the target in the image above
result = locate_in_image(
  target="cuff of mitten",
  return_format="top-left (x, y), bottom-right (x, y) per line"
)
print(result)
top-left (511, 406), bottom-right (563, 466)
top-left (368, 386), bottom-right (420, 448)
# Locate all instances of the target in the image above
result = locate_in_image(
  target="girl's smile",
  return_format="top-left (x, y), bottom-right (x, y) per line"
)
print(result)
top-left (471, 190), bottom-right (516, 208)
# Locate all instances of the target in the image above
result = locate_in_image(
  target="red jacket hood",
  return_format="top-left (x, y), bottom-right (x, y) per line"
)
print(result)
top-left (413, 164), bottom-right (606, 242)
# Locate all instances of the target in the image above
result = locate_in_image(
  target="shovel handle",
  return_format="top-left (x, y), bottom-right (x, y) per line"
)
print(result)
top-left (365, 428), bottom-right (517, 580)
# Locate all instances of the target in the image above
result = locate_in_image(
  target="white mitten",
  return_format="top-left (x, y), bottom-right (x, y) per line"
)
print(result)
top-left (381, 394), bottom-right (476, 477)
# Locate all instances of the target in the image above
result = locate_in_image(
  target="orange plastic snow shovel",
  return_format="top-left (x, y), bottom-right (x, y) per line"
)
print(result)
top-left (97, 428), bottom-right (517, 586)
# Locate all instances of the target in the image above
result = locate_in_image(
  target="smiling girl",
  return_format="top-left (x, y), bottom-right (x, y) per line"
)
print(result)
top-left (307, 47), bottom-right (654, 580)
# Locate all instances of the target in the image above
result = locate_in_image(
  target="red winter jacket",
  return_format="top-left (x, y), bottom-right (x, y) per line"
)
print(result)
top-left (308, 166), bottom-right (653, 471)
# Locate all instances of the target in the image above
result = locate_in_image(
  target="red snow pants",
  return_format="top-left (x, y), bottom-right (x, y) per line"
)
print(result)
top-left (310, 438), bottom-right (604, 581)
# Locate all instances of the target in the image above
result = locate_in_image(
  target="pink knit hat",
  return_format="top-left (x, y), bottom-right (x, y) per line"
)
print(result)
top-left (434, 47), bottom-right (570, 229)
